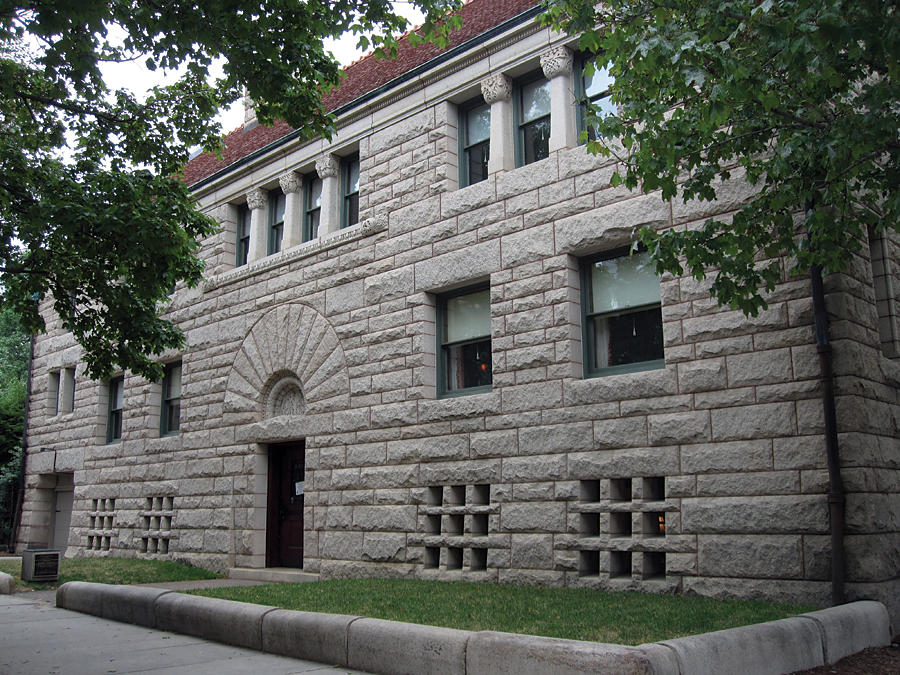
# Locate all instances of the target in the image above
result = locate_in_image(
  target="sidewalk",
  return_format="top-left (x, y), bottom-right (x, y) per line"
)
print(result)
top-left (0, 592), bottom-right (373, 675)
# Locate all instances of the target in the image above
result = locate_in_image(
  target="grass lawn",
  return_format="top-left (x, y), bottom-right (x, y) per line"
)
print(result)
top-left (0, 556), bottom-right (221, 592)
top-left (189, 578), bottom-right (817, 646)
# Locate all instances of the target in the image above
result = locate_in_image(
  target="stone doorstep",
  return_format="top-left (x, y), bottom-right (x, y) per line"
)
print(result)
top-left (54, 580), bottom-right (892, 675)
top-left (227, 567), bottom-right (320, 584)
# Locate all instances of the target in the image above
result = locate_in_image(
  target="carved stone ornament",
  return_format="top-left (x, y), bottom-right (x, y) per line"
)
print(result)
top-left (540, 45), bottom-right (574, 79)
top-left (316, 154), bottom-right (340, 179)
top-left (265, 376), bottom-right (306, 419)
top-left (279, 172), bottom-right (302, 194)
top-left (480, 73), bottom-right (512, 105)
top-left (245, 187), bottom-right (267, 211)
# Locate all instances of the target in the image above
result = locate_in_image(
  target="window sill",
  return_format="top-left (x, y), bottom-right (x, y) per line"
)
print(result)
top-left (585, 359), bottom-right (666, 379)
top-left (438, 384), bottom-right (493, 400)
top-left (208, 215), bottom-right (387, 291)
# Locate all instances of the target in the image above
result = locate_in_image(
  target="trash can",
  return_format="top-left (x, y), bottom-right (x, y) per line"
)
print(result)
top-left (21, 549), bottom-right (60, 582)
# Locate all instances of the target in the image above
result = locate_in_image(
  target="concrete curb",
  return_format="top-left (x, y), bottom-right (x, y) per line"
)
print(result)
top-left (55, 582), bottom-right (891, 675)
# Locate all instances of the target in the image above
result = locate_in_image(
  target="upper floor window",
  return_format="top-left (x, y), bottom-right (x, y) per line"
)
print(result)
top-left (236, 204), bottom-right (251, 267)
top-left (581, 249), bottom-right (664, 377)
top-left (516, 73), bottom-right (551, 166)
top-left (269, 190), bottom-right (286, 254)
top-left (304, 175), bottom-right (322, 242)
top-left (438, 285), bottom-right (492, 397)
top-left (160, 362), bottom-right (182, 436)
top-left (459, 98), bottom-right (490, 187)
top-left (578, 58), bottom-right (616, 141)
top-left (107, 376), bottom-right (124, 443)
top-left (342, 154), bottom-right (360, 228)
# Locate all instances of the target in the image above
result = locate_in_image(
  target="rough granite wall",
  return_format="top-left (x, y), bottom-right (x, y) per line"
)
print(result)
top-left (17, 32), bottom-right (900, 628)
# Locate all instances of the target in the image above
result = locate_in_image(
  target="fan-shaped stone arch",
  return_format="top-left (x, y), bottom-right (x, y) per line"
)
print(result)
top-left (224, 303), bottom-right (350, 418)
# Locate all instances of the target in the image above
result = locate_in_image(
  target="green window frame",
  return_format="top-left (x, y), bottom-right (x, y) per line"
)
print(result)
top-left (581, 248), bottom-right (665, 377)
top-left (107, 375), bottom-right (123, 444)
top-left (160, 362), bottom-right (182, 436)
top-left (236, 204), bottom-right (251, 267)
top-left (577, 56), bottom-right (616, 142)
top-left (459, 97), bottom-right (491, 187)
top-left (341, 154), bottom-right (360, 229)
top-left (437, 284), bottom-right (493, 398)
top-left (304, 174), bottom-right (323, 242)
top-left (268, 190), bottom-right (286, 255)
top-left (514, 71), bottom-right (551, 167)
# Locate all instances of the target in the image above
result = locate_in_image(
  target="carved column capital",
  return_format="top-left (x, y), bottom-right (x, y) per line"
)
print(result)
top-left (278, 171), bottom-right (302, 194)
top-left (540, 45), bottom-right (574, 79)
top-left (480, 73), bottom-right (512, 104)
top-left (245, 188), bottom-right (267, 210)
top-left (316, 154), bottom-right (339, 179)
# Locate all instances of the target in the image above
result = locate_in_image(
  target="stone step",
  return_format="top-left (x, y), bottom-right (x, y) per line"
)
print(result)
top-left (227, 567), bottom-right (320, 584)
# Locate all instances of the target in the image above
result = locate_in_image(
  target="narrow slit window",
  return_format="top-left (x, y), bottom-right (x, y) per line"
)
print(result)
top-left (107, 375), bottom-right (124, 443)
top-left (161, 362), bottom-right (182, 436)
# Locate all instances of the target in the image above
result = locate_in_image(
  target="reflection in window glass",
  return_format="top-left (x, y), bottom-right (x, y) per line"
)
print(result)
top-left (269, 191), bottom-right (286, 254)
top-left (462, 101), bottom-right (490, 186)
top-left (305, 176), bottom-right (322, 242)
top-left (342, 156), bottom-right (360, 228)
top-left (107, 376), bottom-right (123, 443)
top-left (161, 362), bottom-right (181, 435)
top-left (519, 77), bottom-right (551, 165)
top-left (236, 205), bottom-right (251, 266)
top-left (582, 60), bottom-right (616, 139)
top-left (584, 251), bottom-right (664, 373)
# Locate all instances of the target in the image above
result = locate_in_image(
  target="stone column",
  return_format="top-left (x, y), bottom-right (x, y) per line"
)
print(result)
top-left (480, 73), bottom-right (514, 174)
top-left (245, 187), bottom-right (268, 263)
top-left (540, 45), bottom-right (577, 152)
top-left (279, 172), bottom-right (303, 249)
top-left (316, 154), bottom-right (340, 237)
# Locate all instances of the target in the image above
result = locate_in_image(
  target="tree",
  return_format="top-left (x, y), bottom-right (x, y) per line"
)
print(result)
top-left (0, 307), bottom-right (26, 547)
top-left (1, 0), bottom-right (462, 381)
top-left (541, 0), bottom-right (900, 315)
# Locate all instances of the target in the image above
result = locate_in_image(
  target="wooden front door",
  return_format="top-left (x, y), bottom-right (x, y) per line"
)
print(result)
top-left (266, 442), bottom-right (305, 568)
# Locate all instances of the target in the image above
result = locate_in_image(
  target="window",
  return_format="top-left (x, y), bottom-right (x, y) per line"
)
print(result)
top-left (516, 73), bottom-right (551, 166)
top-left (582, 249), bottom-right (664, 376)
top-left (578, 57), bottom-right (616, 141)
top-left (107, 376), bottom-right (123, 443)
top-left (437, 285), bottom-right (492, 396)
top-left (160, 362), bottom-right (181, 435)
top-left (236, 204), bottom-right (251, 266)
top-left (60, 367), bottom-right (75, 413)
top-left (459, 98), bottom-right (490, 187)
top-left (304, 174), bottom-right (322, 242)
top-left (268, 190), bottom-right (286, 254)
top-left (341, 154), bottom-right (360, 228)
top-left (49, 370), bottom-right (60, 416)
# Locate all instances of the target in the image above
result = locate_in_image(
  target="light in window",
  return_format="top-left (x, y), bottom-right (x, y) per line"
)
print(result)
top-left (519, 76), bottom-right (551, 166)
top-left (440, 287), bottom-right (492, 395)
top-left (584, 250), bottom-right (664, 374)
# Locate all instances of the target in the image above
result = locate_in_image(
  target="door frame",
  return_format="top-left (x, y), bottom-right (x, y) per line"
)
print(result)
top-left (265, 441), bottom-right (306, 568)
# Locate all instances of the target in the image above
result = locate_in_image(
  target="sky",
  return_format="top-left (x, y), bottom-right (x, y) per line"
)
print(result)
top-left (98, 4), bottom-right (427, 136)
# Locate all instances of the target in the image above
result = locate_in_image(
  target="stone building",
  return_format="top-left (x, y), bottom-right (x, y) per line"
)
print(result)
top-left (17, 0), bottom-right (900, 624)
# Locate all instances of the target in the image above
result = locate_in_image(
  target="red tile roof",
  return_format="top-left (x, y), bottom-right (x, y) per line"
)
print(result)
top-left (183, 0), bottom-right (540, 187)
